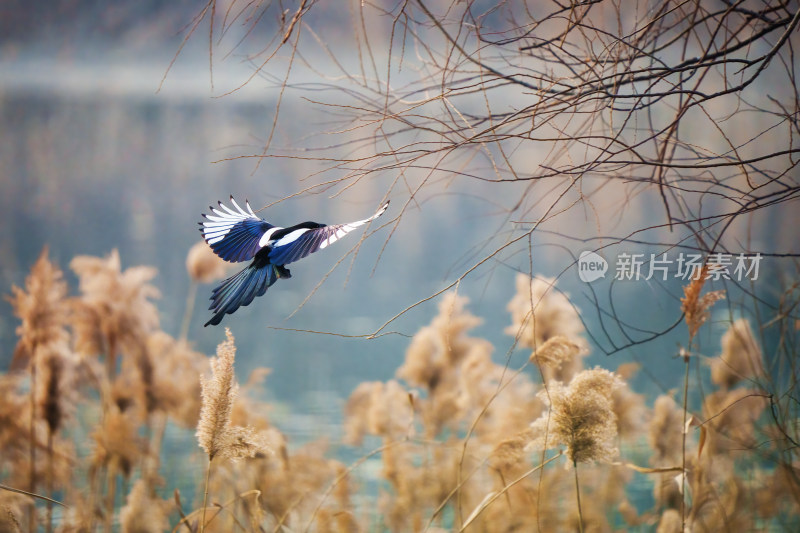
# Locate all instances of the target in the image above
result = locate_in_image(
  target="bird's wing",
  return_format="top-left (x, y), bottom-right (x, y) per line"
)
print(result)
top-left (200, 197), bottom-right (276, 263)
top-left (268, 201), bottom-right (389, 266)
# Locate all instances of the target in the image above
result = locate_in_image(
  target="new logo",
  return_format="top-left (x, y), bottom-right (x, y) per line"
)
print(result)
top-left (578, 251), bottom-right (608, 283)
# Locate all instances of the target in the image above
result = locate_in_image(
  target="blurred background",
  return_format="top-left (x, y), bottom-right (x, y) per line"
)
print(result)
top-left (2, 2), bottom-right (800, 531)
top-left (0, 0), bottom-right (796, 439)
top-left (0, 0), bottom-right (419, 412)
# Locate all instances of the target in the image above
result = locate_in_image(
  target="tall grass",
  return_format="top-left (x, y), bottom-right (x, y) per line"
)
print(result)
top-left (0, 248), bottom-right (797, 531)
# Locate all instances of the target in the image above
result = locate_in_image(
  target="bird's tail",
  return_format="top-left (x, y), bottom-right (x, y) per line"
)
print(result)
top-left (204, 263), bottom-right (289, 327)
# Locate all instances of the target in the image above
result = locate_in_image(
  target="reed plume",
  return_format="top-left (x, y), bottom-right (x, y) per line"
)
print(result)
top-left (649, 394), bottom-right (684, 465)
top-left (647, 394), bottom-right (684, 510)
top-left (397, 292), bottom-right (487, 391)
top-left (0, 494), bottom-right (26, 533)
top-left (7, 247), bottom-right (71, 533)
top-left (181, 240), bottom-right (227, 340)
top-left (8, 248), bottom-right (70, 370)
top-left (118, 477), bottom-right (171, 533)
top-left (344, 291), bottom-right (548, 530)
top-left (89, 402), bottom-right (144, 532)
top-left (710, 319), bottom-right (764, 389)
top-left (680, 268), bottom-right (725, 345)
top-left (529, 335), bottom-right (586, 385)
top-left (489, 428), bottom-right (536, 474)
top-left (507, 274), bottom-right (587, 382)
top-left (678, 270), bottom-right (724, 528)
top-left (656, 509), bottom-right (682, 533)
top-left (70, 249), bottom-right (160, 379)
top-left (610, 363), bottom-right (647, 441)
top-left (344, 380), bottom-right (414, 445)
top-left (2, 247), bottom-right (796, 531)
top-left (396, 292), bottom-right (495, 437)
top-left (186, 240), bottom-right (227, 283)
top-left (89, 405), bottom-right (143, 476)
top-left (529, 368), bottom-right (623, 532)
top-left (395, 291), bottom-right (541, 445)
top-left (529, 368), bottom-right (623, 464)
top-left (197, 328), bottom-right (265, 461)
top-left (36, 349), bottom-right (73, 533)
top-left (196, 328), bottom-right (268, 532)
top-left (701, 388), bottom-right (767, 459)
top-left (0, 375), bottom-right (28, 467)
top-left (147, 332), bottom-right (206, 427)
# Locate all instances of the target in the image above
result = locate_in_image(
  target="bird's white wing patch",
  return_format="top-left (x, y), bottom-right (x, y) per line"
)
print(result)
top-left (258, 227), bottom-right (282, 248)
top-left (202, 197), bottom-right (260, 244)
top-left (274, 228), bottom-right (311, 247)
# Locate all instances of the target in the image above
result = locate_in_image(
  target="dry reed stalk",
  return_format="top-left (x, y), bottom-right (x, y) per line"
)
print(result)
top-left (7, 248), bottom-right (70, 533)
top-left (196, 328), bottom-right (267, 532)
top-left (39, 353), bottom-right (64, 533)
top-left (527, 368), bottom-right (622, 532)
top-left (0, 505), bottom-right (22, 533)
top-left (529, 336), bottom-right (584, 377)
top-left (88, 403), bottom-right (143, 532)
top-left (710, 319), bottom-right (764, 389)
top-left (573, 459), bottom-right (584, 533)
top-left (678, 266), bottom-right (725, 529)
top-left (680, 266), bottom-right (725, 346)
top-left (459, 451), bottom-right (563, 532)
top-left (506, 274), bottom-right (587, 382)
top-left (26, 367), bottom-right (36, 533)
top-left (104, 465), bottom-right (116, 533)
top-left (118, 477), bottom-right (170, 533)
top-left (529, 368), bottom-right (623, 464)
top-left (68, 249), bottom-right (162, 527)
top-left (70, 249), bottom-right (160, 381)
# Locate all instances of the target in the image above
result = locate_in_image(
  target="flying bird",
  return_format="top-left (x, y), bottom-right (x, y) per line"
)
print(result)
top-left (199, 197), bottom-right (389, 326)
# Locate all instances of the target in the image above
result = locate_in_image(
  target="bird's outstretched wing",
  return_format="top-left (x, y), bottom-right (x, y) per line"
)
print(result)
top-left (268, 201), bottom-right (389, 265)
top-left (200, 197), bottom-right (276, 263)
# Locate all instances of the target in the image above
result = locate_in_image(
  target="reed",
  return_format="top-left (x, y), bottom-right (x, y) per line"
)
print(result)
top-left (0, 250), bottom-right (796, 531)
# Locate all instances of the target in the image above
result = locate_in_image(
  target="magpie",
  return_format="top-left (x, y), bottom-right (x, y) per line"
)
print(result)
top-left (199, 197), bottom-right (389, 326)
